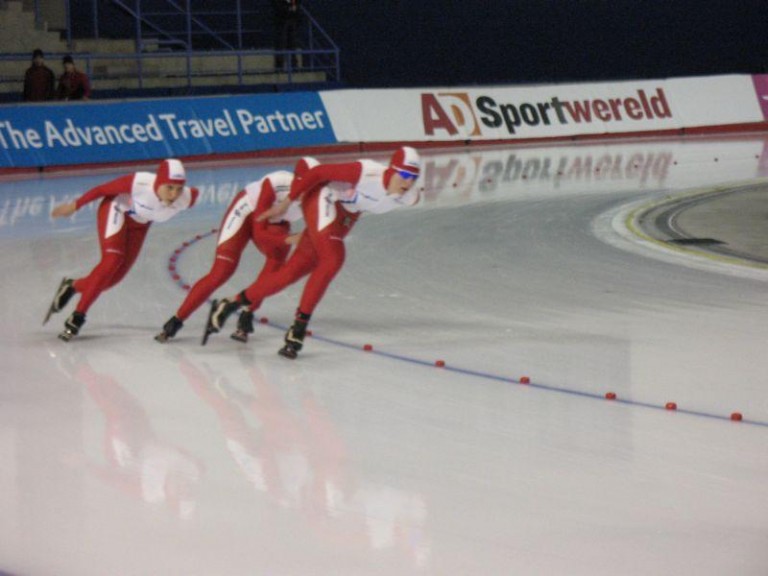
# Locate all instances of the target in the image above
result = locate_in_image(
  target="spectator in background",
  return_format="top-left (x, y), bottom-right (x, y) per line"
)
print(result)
top-left (272, 0), bottom-right (301, 70)
top-left (23, 48), bottom-right (56, 102)
top-left (57, 55), bottom-right (91, 101)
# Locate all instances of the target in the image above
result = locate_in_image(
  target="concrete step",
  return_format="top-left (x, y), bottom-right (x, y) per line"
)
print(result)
top-left (1, 53), bottom-right (281, 80)
top-left (0, 0), bottom-right (68, 54)
top-left (72, 38), bottom-right (138, 54)
top-left (2, 0), bottom-right (24, 13)
top-left (95, 70), bottom-right (326, 90)
top-left (22, 0), bottom-right (66, 30)
top-left (80, 53), bottom-right (278, 77)
top-left (0, 67), bottom-right (327, 94)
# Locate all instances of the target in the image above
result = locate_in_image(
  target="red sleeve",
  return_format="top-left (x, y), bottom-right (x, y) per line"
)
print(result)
top-left (252, 179), bottom-right (277, 231)
top-left (188, 186), bottom-right (200, 208)
top-left (255, 179), bottom-right (277, 213)
top-left (74, 174), bottom-right (135, 210)
top-left (288, 162), bottom-right (363, 201)
top-left (79, 71), bottom-right (91, 99)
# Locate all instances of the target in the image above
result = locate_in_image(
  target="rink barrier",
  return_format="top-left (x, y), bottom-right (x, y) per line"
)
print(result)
top-left (2, 73), bottom-right (768, 175)
top-left (165, 232), bottom-right (763, 429)
top-left (0, 91), bottom-right (336, 170)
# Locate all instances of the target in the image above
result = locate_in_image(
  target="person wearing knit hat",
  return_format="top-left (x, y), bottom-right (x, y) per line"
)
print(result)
top-left (156, 157), bottom-right (319, 344)
top-left (22, 48), bottom-right (56, 102)
top-left (202, 146), bottom-right (421, 359)
top-left (56, 54), bottom-right (91, 100)
top-left (45, 159), bottom-right (199, 341)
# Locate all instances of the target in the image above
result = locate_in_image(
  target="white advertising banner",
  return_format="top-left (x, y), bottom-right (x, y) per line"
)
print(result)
top-left (321, 75), bottom-right (766, 143)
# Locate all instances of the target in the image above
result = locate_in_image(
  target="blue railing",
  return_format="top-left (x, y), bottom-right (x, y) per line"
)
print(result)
top-left (5, 0), bottom-right (340, 95)
top-left (66, 0), bottom-right (339, 68)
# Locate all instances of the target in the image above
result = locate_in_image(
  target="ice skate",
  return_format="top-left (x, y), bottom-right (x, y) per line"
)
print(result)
top-left (202, 298), bottom-right (241, 345)
top-left (58, 311), bottom-right (85, 342)
top-left (43, 278), bottom-right (75, 325)
top-left (277, 320), bottom-right (308, 360)
top-left (155, 316), bottom-right (183, 343)
top-left (230, 310), bottom-right (254, 343)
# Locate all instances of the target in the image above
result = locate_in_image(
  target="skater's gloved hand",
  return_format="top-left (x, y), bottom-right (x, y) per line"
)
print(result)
top-left (52, 201), bottom-right (77, 218)
top-left (256, 196), bottom-right (291, 222)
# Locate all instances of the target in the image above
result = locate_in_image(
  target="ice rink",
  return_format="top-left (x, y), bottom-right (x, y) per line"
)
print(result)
top-left (1, 135), bottom-right (767, 575)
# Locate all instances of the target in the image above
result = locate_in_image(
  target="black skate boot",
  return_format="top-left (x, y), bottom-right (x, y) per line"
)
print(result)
top-left (44, 278), bottom-right (75, 325)
top-left (202, 294), bottom-right (248, 345)
top-left (231, 310), bottom-right (255, 343)
top-left (59, 311), bottom-right (85, 342)
top-left (278, 311), bottom-right (311, 360)
top-left (155, 316), bottom-right (184, 343)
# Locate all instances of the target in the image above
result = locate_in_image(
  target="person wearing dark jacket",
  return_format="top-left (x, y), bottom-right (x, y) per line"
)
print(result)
top-left (273, 0), bottom-right (301, 70)
top-left (23, 49), bottom-right (56, 102)
top-left (57, 55), bottom-right (91, 101)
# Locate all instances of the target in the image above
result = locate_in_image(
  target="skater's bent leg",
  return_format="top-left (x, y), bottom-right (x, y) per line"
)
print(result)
top-left (242, 234), bottom-right (316, 310)
top-left (71, 199), bottom-right (136, 315)
top-left (100, 224), bottom-right (148, 290)
top-left (298, 237), bottom-right (345, 315)
top-left (177, 255), bottom-right (239, 321)
top-left (246, 244), bottom-right (291, 311)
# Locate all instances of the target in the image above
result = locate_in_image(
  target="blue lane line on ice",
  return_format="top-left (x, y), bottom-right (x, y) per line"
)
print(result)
top-left (305, 331), bottom-right (768, 428)
top-left (167, 234), bottom-right (768, 430)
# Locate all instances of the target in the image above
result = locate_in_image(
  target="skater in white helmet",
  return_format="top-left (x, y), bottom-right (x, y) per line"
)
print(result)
top-left (203, 146), bottom-right (421, 359)
top-left (156, 157), bottom-right (319, 344)
top-left (46, 159), bottom-right (198, 341)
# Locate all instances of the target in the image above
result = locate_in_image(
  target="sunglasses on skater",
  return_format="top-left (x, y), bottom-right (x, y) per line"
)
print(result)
top-left (396, 170), bottom-right (419, 180)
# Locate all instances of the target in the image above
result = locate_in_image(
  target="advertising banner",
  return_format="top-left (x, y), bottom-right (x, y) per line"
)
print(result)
top-left (0, 92), bottom-right (336, 168)
top-left (2, 74), bottom-right (767, 170)
top-left (320, 75), bottom-right (767, 143)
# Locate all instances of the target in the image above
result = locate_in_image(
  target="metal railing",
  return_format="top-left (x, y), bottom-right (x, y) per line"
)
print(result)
top-left (0, 48), bottom-right (339, 99)
top-left (5, 0), bottom-right (340, 95)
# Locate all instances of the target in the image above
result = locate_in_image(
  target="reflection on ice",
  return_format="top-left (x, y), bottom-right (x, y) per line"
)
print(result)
top-left (178, 350), bottom-right (431, 563)
top-left (49, 348), bottom-right (204, 520)
top-left (3, 135), bottom-right (768, 240)
top-left (1, 135), bottom-right (767, 576)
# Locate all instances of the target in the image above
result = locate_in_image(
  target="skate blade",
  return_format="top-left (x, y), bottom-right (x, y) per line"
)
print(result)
top-left (278, 345), bottom-right (298, 360)
top-left (154, 332), bottom-right (170, 343)
top-left (58, 330), bottom-right (75, 342)
top-left (230, 330), bottom-right (248, 343)
top-left (43, 305), bottom-right (55, 326)
top-left (44, 277), bottom-right (70, 325)
top-left (201, 300), bottom-right (220, 346)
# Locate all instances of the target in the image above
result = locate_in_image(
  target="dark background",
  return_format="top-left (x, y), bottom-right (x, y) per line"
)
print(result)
top-left (68, 0), bottom-right (768, 89)
top-left (307, 0), bottom-right (768, 87)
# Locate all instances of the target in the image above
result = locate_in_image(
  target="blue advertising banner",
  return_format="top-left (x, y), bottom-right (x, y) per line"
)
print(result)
top-left (0, 92), bottom-right (337, 168)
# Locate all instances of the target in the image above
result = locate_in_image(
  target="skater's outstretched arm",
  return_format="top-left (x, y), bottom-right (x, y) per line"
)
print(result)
top-left (51, 174), bottom-right (135, 218)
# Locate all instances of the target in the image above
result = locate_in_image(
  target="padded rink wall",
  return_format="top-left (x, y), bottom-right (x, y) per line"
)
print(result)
top-left (1, 74), bottom-right (767, 171)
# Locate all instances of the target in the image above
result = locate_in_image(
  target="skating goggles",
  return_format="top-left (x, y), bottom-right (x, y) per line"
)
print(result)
top-left (395, 169), bottom-right (419, 180)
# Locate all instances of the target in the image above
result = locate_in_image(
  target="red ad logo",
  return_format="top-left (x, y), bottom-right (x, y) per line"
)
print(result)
top-left (423, 88), bottom-right (672, 138)
top-left (421, 93), bottom-right (483, 137)
top-left (752, 74), bottom-right (768, 121)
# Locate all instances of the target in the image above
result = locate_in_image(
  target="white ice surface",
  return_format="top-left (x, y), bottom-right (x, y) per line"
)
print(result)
top-left (1, 136), bottom-right (767, 576)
